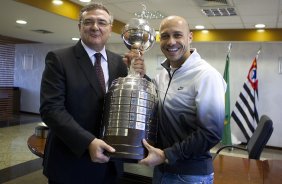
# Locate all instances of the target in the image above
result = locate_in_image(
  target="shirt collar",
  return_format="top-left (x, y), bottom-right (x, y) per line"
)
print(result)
top-left (81, 40), bottom-right (107, 61)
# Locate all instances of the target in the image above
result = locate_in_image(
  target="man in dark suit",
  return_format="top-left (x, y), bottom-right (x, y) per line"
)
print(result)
top-left (40, 3), bottom-right (143, 184)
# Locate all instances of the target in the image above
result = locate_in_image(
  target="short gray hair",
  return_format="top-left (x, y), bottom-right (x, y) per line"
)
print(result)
top-left (79, 2), bottom-right (113, 25)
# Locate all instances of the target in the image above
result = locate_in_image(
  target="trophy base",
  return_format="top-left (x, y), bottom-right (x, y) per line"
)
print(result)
top-left (107, 145), bottom-right (146, 163)
top-left (103, 129), bottom-right (154, 163)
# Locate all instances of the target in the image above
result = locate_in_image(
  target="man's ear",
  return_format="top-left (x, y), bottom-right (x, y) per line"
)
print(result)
top-left (78, 23), bottom-right (81, 31)
top-left (109, 25), bottom-right (112, 36)
top-left (188, 32), bottom-right (193, 44)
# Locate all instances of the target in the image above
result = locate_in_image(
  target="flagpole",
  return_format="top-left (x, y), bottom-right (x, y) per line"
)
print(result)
top-left (256, 47), bottom-right (261, 60)
top-left (228, 43), bottom-right (232, 54)
top-left (222, 43), bottom-right (232, 146)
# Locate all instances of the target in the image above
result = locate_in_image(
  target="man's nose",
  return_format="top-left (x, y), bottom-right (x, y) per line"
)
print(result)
top-left (167, 37), bottom-right (176, 45)
top-left (90, 22), bottom-right (99, 30)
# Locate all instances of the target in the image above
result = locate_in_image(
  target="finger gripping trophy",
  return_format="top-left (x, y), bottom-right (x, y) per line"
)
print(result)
top-left (102, 5), bottom-right (158, 162)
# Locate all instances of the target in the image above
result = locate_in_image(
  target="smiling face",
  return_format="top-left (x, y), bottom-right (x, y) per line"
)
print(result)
top-left (79, 8), bottom-right (112, 51)
top-left (159, 16), bottom-right (193, 68)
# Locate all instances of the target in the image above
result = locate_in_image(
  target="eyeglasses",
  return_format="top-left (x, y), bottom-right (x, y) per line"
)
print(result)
top-left (80, 19), bottom-right (111, 27)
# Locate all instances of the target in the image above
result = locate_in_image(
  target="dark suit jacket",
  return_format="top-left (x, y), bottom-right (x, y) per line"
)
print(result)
top-left (40, 41), bottom-right (128, 183)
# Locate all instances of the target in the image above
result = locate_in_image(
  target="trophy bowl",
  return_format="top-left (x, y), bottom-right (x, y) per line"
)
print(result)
top-left (122, 18), bottom-right (156, 52)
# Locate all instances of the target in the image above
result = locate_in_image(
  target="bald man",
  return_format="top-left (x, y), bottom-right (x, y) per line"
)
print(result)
top-left (138, 16), bottom-right (227, 184)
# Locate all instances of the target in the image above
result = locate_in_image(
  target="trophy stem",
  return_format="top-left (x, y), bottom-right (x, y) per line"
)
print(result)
top-left (128, 50), bottom-right (141, 78)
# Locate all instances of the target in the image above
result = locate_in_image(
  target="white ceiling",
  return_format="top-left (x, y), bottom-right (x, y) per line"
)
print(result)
top-left (1, 0), bottom-right (282, 44)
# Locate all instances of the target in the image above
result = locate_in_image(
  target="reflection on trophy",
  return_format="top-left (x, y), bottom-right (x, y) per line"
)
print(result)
top-left (101, 6), bottom-right (158, 162)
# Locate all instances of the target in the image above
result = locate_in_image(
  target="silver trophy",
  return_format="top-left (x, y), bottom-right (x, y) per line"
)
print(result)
top-left (101, 6), bottom-right (158, 162)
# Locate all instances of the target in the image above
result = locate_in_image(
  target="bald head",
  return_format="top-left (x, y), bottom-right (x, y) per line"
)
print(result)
top-left (160, 16), bottom-right (190, 33)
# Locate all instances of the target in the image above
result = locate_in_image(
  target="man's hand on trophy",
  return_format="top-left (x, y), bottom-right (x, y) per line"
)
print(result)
top-left (123, 50), bottom-right (146, 77)
top-left (138, 139), bottom-right (166, 167)
top-left (88, 138), bottom-right (115, 163)
top-left (122, 52), bottom-right (132, 68)
top-left (132, 57), bottom-right (145, 77)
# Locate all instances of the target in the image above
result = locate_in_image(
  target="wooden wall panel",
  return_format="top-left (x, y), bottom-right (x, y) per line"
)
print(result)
top-left (0, 35), bottom-right (26, 121)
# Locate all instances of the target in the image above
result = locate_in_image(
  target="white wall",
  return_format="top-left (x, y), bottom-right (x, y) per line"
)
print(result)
top-left (14, 44), bottom-right (70, 113)
top-left (15, 42), bottom-right (282, 147)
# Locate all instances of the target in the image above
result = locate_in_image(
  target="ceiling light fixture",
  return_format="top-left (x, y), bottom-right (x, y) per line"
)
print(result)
top-left (52, 0), bottom-right (63, 6)
top-left (195, 25), bottom-right (205, 29)
top-left (134, 4), bottom-right (165, 19)
top-left (79, 0), bottom-right (91, 2)
top-left (255, 24), bottom-right (266, 28)
top-left (134, 10), bottom-right (165, 19)
top-left (72, 37), bottom-right (80, 41)
top-left (16, 20), bottom-right (27, 24)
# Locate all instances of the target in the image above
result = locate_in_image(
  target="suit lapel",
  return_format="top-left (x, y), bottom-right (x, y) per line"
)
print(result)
top-left (74, 42), bottom-right (103, 95)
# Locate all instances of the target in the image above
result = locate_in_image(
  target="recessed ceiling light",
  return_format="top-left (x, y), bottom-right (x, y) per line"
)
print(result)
top-left (79, 0), bottom-right (91, 2)
top-left (255, 24), bottom-right (265, 28)
top-left (52, 0), bottom-right (63, 6)
top-left (195, 25), bottom-right (205, 29)
top-left (72, 37), bottom-right (80, 41)
top-left (16, 20), bottom-right (27, 24)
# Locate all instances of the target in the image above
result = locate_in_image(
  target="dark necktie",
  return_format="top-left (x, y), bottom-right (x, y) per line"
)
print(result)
top-left (94, 53), bottom-right (106, 93)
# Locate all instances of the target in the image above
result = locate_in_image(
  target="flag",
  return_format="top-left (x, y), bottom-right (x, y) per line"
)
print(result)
top-left (231, 57), bottom-right (259, 142)
top-left (222, 52), bottom-right (232, 145)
